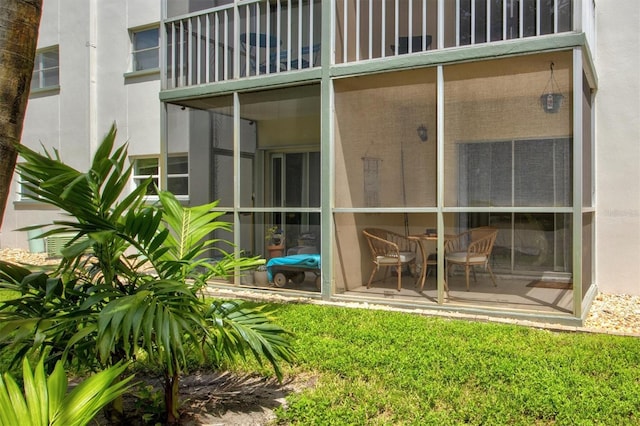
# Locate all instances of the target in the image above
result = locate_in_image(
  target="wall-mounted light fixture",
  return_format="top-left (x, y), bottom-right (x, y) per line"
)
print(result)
top-left (416, 124), bottom-right (428, 142)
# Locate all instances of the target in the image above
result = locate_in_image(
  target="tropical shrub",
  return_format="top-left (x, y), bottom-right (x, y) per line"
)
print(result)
top-left (0, 124), bottom-right (295, 423)
top-left (0, 357), bottom-right (133, 426)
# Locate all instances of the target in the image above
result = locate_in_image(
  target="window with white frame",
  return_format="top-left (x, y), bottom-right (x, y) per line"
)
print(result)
top-left (31, 46), bottom-right (59, 90)
top-left (132, 155), bottom-right (189, 198)
top-left (131, 27), bottom-right (159, 72)
top-left (17, 169), bottom-right (43, 202)
top-left (133, 157), bottom-right (160, 196)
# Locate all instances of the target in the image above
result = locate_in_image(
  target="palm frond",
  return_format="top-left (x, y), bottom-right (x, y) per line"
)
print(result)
top-left (204, 301), bottom-right (295, 381)
top-left (97, 280), bottom-right (206, 375)
top-left (158, 191), bottom-right (230, 263)
top-left (0, 356), bottom-right (134, 426)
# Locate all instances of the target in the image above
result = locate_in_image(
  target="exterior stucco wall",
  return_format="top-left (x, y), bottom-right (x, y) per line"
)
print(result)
top-left (1, 0), bottom-right (161, 250)
top-left (595, 0), bottom-right (640, 294)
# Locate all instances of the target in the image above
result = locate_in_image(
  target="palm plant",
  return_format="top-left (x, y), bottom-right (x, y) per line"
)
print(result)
top-left (0, 357), bottom-right (133, 426)
top-left (0, 124), bottom-right (295, 424)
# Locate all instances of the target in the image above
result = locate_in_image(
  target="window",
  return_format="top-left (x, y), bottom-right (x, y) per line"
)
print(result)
top-left (133, 157), bottom-right (160, 196)
top-left (31, 46), bottom-right (59, 90)
top-left (167, 156), bottom-right (189, 196)
top-left (131, 27), bottom-right (159, 72)
top-left (132, 155), bottom-right (189, 198)
top-left (458, 138), bottom-right (571, 207)
top-left (17, 171), bottom-right (43, 202)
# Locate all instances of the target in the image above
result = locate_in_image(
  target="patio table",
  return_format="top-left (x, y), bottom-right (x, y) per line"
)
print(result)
top-left (408, 234), bottom-right (452, 291)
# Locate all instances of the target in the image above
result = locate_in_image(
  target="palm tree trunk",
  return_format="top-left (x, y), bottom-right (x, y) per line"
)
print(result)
top-left (103, 354), bottom-right (128, 423)
top-left (0, 0), bottom-right (43, 226)
top-left (164, 372), bottom-right (181, 424)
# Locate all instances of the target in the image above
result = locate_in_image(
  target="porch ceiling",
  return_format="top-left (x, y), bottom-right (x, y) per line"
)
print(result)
top-left (169, 85), bottom-right (320, 122)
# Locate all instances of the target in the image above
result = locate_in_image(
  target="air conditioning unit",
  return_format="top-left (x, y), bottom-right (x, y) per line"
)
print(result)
top-left (46, 233), bottom-right (89, 258)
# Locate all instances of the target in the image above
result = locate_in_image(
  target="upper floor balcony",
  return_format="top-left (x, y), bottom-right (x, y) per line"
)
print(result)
top-left (163, 0), bottom-right (593, 90)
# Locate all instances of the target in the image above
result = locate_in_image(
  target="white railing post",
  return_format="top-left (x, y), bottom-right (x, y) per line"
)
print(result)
top-left (187, 18), bottom-right (193, 86)
top-left (381, 0), bottom-right (386, 57)
top-left (309, 0), bottom-right (314, 66)
top-left (244, 5), bottom-right (250, 75)
top-left (455, 0), bottom-right (460, 46)
top-left (438, 0), bottom-right (444, 50)
top-left (266, 2), bottom-right (271, 73)
top-left (277, 0), bottom-right (282, 70)
top-left (423, 0), bottom-right (427, 51)
top-left (225, 8), bottom-right (230, 81)
top-left (196, 16), bottom-right (201, 84)
top-left (519, 0), bottom-right (524, 38)
top-left (536, 0), bottom-right (541, 36)
top-left (486, 0), bottom-right (491, 43)
top-left (298, 0), bottom-right (303, 69)
top-left (356, 0), bottom-right (360, 61)
top-left (256, 3), bottom-right (262, 75)
top-left (205, 14), bottom-right (210, 83)
top-left (470, 0), bottom-right (475, 44)
top-left (343, 0), bottom-right (348, 63)
top-left (287, 1), bottom-right (292, 70)
top-left (170, 22), bottom-right (176, 88)
top-left (394, 0), bottom-right (399, 54)
top-left (369, 0), bottom-right (373, 59)
top-left (214, 12), bottom-right (219, 82)
top-left (179, 20), bottom-right (185, 87)
top-left (408, 0), bottom-right (413, 53)
top-left (502, 0), bottom-right (507, 41)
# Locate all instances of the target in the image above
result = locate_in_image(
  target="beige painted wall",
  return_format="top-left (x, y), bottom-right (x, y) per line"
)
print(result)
top-left (595, 0), bottom-right (640, 295)
top-left (258, 115), bottom-right (320, 148)
top-left (334, 68), bottom-right (438, 208)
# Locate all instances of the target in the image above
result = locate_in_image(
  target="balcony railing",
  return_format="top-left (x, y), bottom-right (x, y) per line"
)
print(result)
top-left (165, 0), bottom-right (322, 89)
top-left (335, 0), bottom-right (573, 63)
top-left (163, 0), bottom-right (587, 89)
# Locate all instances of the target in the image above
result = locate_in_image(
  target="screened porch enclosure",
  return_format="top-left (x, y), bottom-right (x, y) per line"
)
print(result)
top-left (166, 85), bottom-right (322, 292)
top-left (333, 50), bottom-right (583, 314)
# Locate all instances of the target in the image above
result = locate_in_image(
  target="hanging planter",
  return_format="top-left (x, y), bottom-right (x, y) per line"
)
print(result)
top-left (540, 62), bottom-right (564, 114)
top-left (540, 92), bottom-right (564, 113)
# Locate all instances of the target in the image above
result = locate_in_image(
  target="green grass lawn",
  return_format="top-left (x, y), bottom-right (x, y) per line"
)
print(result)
top-left (240, 302), bottom-right (640, 425)
top-left (2, 287), bottom-right (639, 425)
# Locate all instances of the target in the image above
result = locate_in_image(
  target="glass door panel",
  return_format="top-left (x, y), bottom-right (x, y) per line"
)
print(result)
top-left (271, 152), bottom-right (321, 253)
top-left (467, 212), bottom-right (571, 274)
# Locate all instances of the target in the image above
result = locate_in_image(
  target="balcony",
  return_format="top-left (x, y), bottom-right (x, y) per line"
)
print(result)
top-left (336, 0), bottom-right (574, 63)
top-left (163, 0), bottom-right (588, 89)
top-left (164, 0), bottom-right (322, 89)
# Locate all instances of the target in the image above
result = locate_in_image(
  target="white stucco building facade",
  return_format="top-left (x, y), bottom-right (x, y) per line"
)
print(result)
top-left (593, 1), bottom-right (640, 295)
top-left (2, 0), bottom-right (162, 249)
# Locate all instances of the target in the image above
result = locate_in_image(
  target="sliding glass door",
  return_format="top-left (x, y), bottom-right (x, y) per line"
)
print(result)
top-left (459, 138), bottom-right (572, 274)
top-left (270, 151), bottom-right (321, 253)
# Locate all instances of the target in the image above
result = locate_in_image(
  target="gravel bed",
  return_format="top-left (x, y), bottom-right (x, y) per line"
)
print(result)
top-left (583, 292), bottom-right (640, 335)
top-left (1, 248), bottom-right (638, 336)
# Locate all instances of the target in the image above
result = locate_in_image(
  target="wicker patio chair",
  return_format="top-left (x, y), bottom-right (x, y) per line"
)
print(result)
top-left (362, 228), bottom-right (417, 291)
top-left (444, 227), bottom-right (498, 291)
